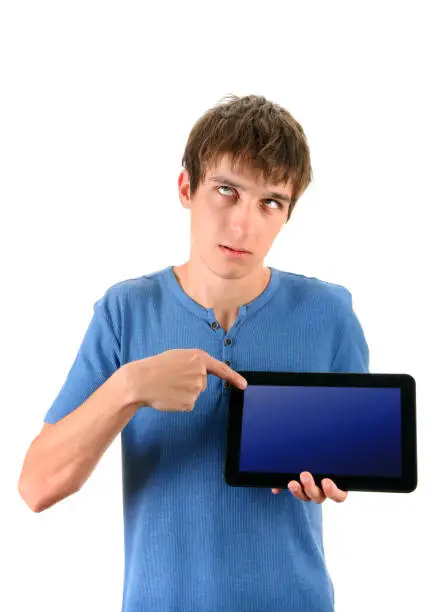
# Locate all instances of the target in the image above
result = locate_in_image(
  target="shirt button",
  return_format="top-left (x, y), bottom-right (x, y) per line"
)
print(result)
top-left (224, 337), bottom-right (232, 346)
top-left (224, 381), bottom-right (230, 388)
top-left (211, 321), bottom-right (219, 330)
top-left (224, 360), bottom-right (231, 366)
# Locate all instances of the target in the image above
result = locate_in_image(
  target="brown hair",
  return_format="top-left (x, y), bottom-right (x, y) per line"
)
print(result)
top-left (181, 94), bottom-right (313, 222)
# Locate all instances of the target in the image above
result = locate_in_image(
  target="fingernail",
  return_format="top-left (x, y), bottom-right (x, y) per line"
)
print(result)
top-left (302, 474), bottom-right (309, 483)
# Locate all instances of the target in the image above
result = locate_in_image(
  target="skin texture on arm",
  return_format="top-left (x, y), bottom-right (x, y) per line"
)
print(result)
top-left (18, 365), bottom-right (139, 512)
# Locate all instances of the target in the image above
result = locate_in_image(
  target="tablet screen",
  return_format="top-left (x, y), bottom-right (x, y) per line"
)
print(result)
top-left (239, 385), bottom-right (402, 477)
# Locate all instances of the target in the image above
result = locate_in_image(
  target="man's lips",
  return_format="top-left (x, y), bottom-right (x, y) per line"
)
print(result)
top-left (220, 244), bottom-right (251, 254)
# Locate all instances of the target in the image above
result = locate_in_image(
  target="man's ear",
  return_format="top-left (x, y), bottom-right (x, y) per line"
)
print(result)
top-left (178, 169), bottom-right (192, 210)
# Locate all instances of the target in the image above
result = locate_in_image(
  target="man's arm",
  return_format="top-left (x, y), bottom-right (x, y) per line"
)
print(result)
top-left (18, 365), bottom-right (137, 513)
top-left (331, 295), bottom-right (370, 373)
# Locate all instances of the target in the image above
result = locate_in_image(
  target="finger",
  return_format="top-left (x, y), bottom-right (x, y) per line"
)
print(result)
top-left (201, 373), bottom-right (207, 392)
top-left (322, 479), bottom-right (348, 503)
top-left (202, 351), bottom-right (247, 389)
top-left (287, 480), bottom-right (312, 502)
top-left (300, 472), bottom-right (326, 504)
top-left (272, 488), bottom-right (282, 494)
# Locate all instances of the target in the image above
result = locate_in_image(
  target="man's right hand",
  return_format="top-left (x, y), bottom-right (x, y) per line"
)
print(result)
top-left (124, 348), bottom-right (248, 413)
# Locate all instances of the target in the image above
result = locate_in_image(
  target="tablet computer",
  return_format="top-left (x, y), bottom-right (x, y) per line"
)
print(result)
top-left (224, 372), bottom-right (417, 493)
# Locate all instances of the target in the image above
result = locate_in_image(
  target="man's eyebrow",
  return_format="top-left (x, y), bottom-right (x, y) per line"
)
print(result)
top-left (208, 175), bottom-right (292, 204)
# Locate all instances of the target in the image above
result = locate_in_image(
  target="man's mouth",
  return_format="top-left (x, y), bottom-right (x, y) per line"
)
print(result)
top-left (220, 244), bottom-right (250, 254)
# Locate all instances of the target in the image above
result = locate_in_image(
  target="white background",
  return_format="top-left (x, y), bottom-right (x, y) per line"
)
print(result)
top-left (2, 1), bottom-right (447, 610)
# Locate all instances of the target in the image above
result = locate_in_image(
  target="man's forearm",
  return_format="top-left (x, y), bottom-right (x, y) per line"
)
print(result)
top-left (18, 365), bottom-right (139, 512)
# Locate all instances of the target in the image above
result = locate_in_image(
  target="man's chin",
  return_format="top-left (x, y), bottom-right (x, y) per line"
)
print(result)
top-left (210, 258), bottom-right (258, 280)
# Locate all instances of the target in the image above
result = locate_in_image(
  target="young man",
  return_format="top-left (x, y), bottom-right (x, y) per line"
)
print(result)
top-left (18, 94), bottom-right (369, 611)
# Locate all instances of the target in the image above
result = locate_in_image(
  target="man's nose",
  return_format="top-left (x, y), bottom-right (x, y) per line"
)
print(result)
top-left (229, 201), bottom-right (257, 235)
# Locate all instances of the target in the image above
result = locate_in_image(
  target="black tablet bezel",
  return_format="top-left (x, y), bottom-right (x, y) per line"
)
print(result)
top-left (224, 372), bottom-right (417, 493)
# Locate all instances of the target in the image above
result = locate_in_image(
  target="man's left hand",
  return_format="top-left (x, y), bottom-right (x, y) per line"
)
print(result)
top-left (272, 471), bottom-right (348, 503)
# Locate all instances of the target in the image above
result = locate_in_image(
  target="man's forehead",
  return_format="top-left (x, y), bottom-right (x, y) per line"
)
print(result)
top-left (205, 154), bottom-right (291, 190)
top-left (207, 153), bottom-right (257, 176)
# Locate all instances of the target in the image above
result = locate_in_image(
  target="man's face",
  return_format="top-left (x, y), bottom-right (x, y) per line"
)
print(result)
top-left (178, 153), bottom-right (293, 279)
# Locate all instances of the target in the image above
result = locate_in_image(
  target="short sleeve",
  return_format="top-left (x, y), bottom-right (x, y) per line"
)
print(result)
top-left (330, 292), bottom-right (370, 374)
top-left (43, 289), bottom-right (122, 424)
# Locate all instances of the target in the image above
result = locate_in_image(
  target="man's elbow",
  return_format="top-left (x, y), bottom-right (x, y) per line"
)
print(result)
top-left (18, 477), bottom-right (45, 513)
top-left (18, 475), bottom-right (81, 513)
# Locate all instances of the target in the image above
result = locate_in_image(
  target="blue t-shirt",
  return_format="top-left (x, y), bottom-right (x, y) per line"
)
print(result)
top-left (44, 265), bottom-right (369, 612)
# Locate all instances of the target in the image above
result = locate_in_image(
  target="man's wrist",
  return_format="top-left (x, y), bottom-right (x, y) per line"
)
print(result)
top-left (115, 363), bottom-right (144, 413)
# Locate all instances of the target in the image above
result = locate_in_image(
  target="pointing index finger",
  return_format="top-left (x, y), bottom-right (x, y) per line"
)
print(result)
top-left (203, 353), bottom-right (248, 389)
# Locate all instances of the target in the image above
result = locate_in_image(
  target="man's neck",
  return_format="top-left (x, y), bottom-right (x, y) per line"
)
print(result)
top-left (172, 260), bottom-right (271, 332)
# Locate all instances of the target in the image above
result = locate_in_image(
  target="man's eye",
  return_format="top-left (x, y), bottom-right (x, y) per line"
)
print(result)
top-left (264, 199), bottom-right (282, 210)
top-left (218, 185), bottom-right (234, 196)
top-left (217, 185), bottom-right (282, 210)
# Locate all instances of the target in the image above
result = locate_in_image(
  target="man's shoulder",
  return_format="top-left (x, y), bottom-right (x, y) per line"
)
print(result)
top-left (94, 267), bottom-right (168, 314)
top-left (108, 269), bottom-right (165, 295)
top-left (278, 268), bottom-right (354, 314)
